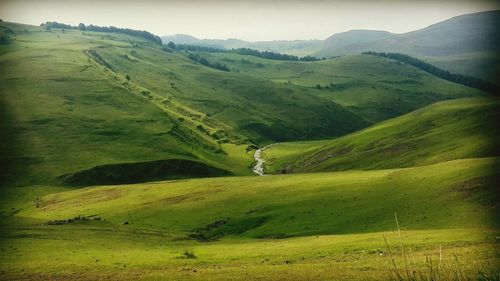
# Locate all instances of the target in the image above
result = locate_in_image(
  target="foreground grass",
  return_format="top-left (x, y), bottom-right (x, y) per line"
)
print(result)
top-left (0, 222), bottom-right (497, 281)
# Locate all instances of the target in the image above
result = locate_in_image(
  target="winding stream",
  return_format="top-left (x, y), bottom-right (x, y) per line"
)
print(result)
top-left (252, 144), bottom-right (276, 176)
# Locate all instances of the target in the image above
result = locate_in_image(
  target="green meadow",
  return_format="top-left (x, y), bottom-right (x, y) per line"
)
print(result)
top-left (0, 20), bottom-right (498, 281)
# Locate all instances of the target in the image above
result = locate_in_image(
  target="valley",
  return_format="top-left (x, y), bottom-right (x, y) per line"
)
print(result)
top-left (0, 8), bottom-right (499, 281)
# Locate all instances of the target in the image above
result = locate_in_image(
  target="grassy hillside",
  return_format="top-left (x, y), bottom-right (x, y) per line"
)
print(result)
top-left (0, 21), bottom-right (370, 187)
top-left (263, 97), bottom-right (500, 174)
top-left (1, 157), bottom-right (498, 280)
top-left (4, 19), bottom-right (486, 187)
top-left (199, 52), bottom-right (485, 122)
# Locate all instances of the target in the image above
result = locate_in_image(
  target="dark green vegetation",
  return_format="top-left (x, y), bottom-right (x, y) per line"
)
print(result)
top-left (186, 52), bottom-right (230, 71)
top-left (172, 43), bottom-right (320, 61)
top-left (40, 21), bottom-right (163, 44)
top-left (0, 17), bottom-right (499, 281)
top-left (364, 52), bottom-right (499, 93)
top-left (161, 33), bottom-right (323, 57)
top-left (59, 159), bottom-right (231, 186)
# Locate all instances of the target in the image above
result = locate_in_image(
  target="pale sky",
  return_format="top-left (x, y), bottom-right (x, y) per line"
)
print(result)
top-left (0, 0), bottom-right (498, 41)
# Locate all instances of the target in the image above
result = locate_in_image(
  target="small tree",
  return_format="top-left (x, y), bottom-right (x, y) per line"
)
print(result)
top-left (167, 41), bottom-right (176, 49)
top-left (182, 251), bottom-right (196, 259)
top-left (125, 74), bottom-right (131, 81)
top-left (34, 197), bottom-right (41, 208)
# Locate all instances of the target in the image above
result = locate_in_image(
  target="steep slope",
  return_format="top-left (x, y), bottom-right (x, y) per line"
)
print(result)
top-left (93, 44), bottom-right (368, 142)
top-left (263, 97), bottom-right (500, 174)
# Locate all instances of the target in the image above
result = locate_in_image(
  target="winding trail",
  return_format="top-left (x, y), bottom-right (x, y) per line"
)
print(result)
top-left (252, 144), bottom-right (276, 176)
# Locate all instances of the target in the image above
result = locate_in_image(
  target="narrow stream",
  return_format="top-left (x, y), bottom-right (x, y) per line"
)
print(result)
top-left (252, 144), bottom-right (276, 176)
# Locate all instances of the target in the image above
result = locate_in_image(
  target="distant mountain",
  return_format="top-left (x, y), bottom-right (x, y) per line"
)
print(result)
top-left (161, 34), bottom-right (322, 56)
top-left (313, 10), bottom-right (500, 81)
top-left (377, 10), bottom-right (500, 56)
top-left (315, 11), bottom-right (499, 56)
top-left (315, 30), bottom-right (393, 56)
top-left (162, 11), bottom-right (500, 81)
top-left (162, 34), bottom-right (203, 45)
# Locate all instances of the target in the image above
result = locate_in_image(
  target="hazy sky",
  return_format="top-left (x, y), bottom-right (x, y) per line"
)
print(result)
top-left (0, 0), bottom-right (498, 41)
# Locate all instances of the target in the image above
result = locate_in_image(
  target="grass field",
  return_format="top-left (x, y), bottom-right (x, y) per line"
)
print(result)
top-left (1, 225), bottom-right (497, 281)
top-left (1, 157), bottom-right (499, 280)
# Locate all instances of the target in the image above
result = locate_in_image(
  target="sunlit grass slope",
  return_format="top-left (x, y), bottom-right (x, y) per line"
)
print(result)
top-left (263, 97), bottom-right (500, 174)
top-left (15, 157), bottom-right (499, 238)
top-left (1, 224), bottom-right (496, 281)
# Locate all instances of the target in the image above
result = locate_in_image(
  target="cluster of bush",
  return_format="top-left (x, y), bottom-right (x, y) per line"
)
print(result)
top-left (167, 42), bottom-right (320, 61)
top-left (363, 51), bottom-right (498, 94)
top-left (40, 21), bottom-right (162, 45)
top-left (187, 53), bottom-right (230, 72)
top-left (231, 48), bottom-right (319, 61)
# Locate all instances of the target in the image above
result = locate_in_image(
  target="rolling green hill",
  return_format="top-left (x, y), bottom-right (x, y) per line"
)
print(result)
top-left (0, 21), bottom-right (369, 187)
top-left (201, 52), bottom-right (485, 122)
top-left (263, 97), bottom-right (500, 174)
top-left (2, 20), bottom-right (485, 188)
top-left (15, 157), bottom-right (499, 236)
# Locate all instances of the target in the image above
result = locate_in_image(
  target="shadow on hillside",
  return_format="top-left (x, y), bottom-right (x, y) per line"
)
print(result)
top-left (58, 159), bottom-right (231, 186)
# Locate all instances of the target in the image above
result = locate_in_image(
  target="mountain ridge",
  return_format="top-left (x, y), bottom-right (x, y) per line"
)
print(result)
top-left (162, 10), bottom-right (500, 81)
